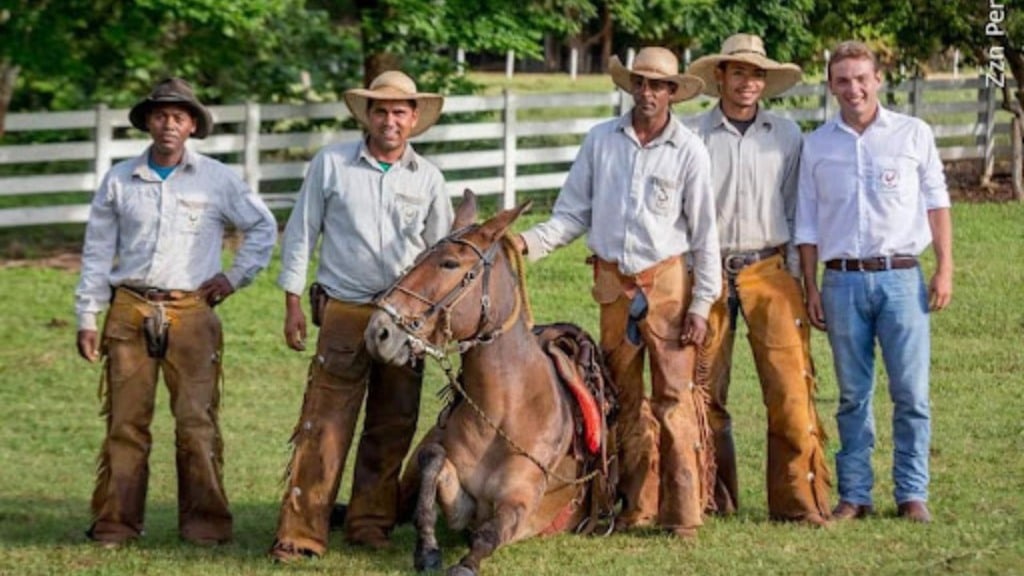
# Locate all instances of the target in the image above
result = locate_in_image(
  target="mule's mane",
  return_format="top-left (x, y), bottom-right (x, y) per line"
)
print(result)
top-left (499, 232), bottom-right (534, 330)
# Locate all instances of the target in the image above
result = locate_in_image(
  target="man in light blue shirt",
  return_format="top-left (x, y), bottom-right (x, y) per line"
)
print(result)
top-left (270, 71), bottom-right (452, 560)
top-left (75, 77), bottom-right (277, 548)
top-left (795, 41), bottom-right (954, 524)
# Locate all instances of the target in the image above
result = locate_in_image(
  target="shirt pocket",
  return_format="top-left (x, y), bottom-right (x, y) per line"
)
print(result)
top-left (177, 198), bottom-right (217, 235)
top-left (395, 192), bottom-right (427, 230)
top-left (872, 155), bottom-right (917, 199)
top-left (645, 175), bottom-right (680, 217)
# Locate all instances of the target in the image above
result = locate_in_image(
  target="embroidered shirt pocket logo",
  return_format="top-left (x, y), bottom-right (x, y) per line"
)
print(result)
top-left (396, 193), bottom-right (426, 225)
top-left (178, 199), bottom-right (211, 234)
top-left (649, 176), bottom-right (678, 215)
top-left (873, 156), bottom-right (913, 196)
top-left (881, 168), bottom-right (900, 190)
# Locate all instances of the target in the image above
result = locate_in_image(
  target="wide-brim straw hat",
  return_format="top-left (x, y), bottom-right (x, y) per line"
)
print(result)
top-left (343, 71), bottom-right (444, 137)
top-left (608, 47), bottom-right (704, 104)
top-left (687, 34), bottom-right (803, 99)
top-left (129, 77), bottom-right (212, 139)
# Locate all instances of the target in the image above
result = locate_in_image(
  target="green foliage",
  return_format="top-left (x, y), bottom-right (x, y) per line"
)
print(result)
top-left (0, 203), bottom-right (1022, 574)
top-left (3, 0), bottom-right (361, 111)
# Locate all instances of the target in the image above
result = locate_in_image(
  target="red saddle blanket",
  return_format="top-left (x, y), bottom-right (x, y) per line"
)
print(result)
top-left (533, 323), bottom-right (616, 456)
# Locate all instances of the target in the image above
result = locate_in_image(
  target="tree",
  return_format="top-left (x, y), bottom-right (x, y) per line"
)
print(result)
top-left (808, 0), bottom-right (1024, 198)
top-left (0, 0), bottom-right (358, 135)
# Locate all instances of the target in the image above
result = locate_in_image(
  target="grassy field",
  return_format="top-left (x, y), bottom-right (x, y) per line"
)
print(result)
top-left (0, 202), bottom-right (1022, 575)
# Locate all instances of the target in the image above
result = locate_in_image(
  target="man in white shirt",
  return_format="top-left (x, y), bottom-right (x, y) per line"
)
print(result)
top-left (795, 41), bottom-right (954, 524)
top-left (687, 33), bottom-right (831, 526)
top-left (514, 47), bottom-right (720, 538)
top-left (75, 77), bottom-right (277, 547)
top-left (270, 71), bottom-right (452, 561)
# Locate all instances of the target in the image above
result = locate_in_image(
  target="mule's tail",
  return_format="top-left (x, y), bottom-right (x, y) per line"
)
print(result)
top-left (533, 322), bottom-right (619, 534)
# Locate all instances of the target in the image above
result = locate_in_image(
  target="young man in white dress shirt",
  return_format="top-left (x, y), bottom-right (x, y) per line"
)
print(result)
top-left (795, 41), bottom-right (953, 524)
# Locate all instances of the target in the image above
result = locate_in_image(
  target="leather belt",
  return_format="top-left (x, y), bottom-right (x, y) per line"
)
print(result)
top-left (120, 285), bottom-right (191, 302)
top-left (723, 246), bottom-right (781, 274)
top-left (825, 256), bottom-right (918, 272)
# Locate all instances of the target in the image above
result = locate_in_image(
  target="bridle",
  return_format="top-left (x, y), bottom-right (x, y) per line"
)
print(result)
top-left (375, 225), bottom-right (604, 491)
top-left (376, 225), bottom-right (521, 359)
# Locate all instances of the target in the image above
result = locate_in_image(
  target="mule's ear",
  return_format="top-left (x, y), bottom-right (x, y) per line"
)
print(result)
top-left (479, 199), bottom-right (532, 242)
top-left (451, 189), bottom-right (478, 231)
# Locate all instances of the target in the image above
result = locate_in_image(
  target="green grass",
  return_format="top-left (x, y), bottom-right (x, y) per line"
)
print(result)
top-left (0, 202), bottom-right (1022, 575)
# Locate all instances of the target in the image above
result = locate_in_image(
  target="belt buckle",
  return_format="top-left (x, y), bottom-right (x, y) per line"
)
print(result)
top-left (143, 288), bottom-right (165, 301)
top-left (724, 254), bottom-right (747, 275)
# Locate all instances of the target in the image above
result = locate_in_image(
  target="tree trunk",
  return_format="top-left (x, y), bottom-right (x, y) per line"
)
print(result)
top-left (1012, 116), bottom-right (1022, 201)
top-left (355, 0), bottom-right (401, 86)
top-left (1001, 42), bottom-right (1024, 200)
top-left (0, 60), bottom-right (20, 138)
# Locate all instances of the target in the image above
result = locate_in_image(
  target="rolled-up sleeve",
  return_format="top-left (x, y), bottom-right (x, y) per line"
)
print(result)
top-left (794, 144), bottom-right (819, 247)
top-left (75, 175), bottom-right (119, 331)
top-left (918, 123), bottom-right (950, 210)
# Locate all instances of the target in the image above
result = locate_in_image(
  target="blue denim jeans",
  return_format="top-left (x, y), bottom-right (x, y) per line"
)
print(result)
top-left (821, 267), bottom-right (931, 506)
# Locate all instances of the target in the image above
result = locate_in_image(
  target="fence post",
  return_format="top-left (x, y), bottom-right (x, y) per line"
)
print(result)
top-left (821, 49), bottom-right (831, 124)
top-left (570, 47), bottom-right (578, 82)
top-left (244, 101), bottom-right (261, 195)
top-left (94, 104), bottom-right (112, 188)
top-left (977, 75), bottom-right (997, 184)
top-left (456, 48), bottom-right (466, 76)
top-left (502, 89), bottom-right (517, 209)
top-left (911, 74), bottom-right (923, 118)
top-left (820, 80), bottom-right (830, 123)
top-left (506, 50), bottom-right (515, 79)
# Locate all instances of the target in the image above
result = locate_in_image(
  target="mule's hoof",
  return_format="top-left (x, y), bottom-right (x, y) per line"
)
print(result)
top-left (414, 547), bottom-right (443, 572)
top-left (446, 565), bottom-right (477, 576)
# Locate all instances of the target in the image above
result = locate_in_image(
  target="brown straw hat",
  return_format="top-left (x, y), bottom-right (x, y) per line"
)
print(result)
top-left (343, 71), bottom-right (444, 137)
top-left (608, 47), bottom-right (704, 103)
top-left (687, 34), bottom-right (803, 98)
top-left (129, 77), bottom-right (213, 139)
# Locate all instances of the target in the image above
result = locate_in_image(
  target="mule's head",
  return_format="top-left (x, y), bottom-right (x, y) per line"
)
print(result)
top-left (365, 190), bottom-right (532, 366)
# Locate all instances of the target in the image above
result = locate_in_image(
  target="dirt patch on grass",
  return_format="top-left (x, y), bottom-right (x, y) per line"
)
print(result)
top-left (945, 160), bottom-right (1019, 203)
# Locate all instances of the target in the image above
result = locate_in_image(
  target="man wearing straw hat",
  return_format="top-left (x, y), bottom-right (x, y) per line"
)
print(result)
top-left (269, 70), bottom-right (452, 561)
top-left (514, 47), bottom-right (721, 539)
top-left (686, 34), bottom-right (832, 527)
top-left (76, 77), bottom-right (277, 547)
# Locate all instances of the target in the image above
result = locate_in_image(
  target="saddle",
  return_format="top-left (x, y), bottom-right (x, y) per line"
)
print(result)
top-left (533, 322), bottom-right (619, 535)
top-left (533, 323), bottom-right (618, 458)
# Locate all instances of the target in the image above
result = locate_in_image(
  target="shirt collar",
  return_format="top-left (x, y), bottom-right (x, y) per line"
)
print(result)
top-left (832, 104), bottom-right (891, 135)
top-left (617, 110), bottom-right (683, 147)
top-left (707, 103), bottom-right (772, 134)
top-left (357, 138), bottom-right (420, 172)
top-left (132, 145), bottom-right (197, 181)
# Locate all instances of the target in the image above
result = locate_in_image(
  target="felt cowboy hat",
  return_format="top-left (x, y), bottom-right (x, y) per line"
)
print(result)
top-left (608, 47), bottom-right (704, 104)
top-left (687, 34), bottom-right (803, 99)
top-left (343, 71), bottom-right (444, 137)
top-left (129, 77), bottom-right (213, 139)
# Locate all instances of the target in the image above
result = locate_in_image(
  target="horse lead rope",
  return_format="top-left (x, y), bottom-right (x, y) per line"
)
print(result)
top-left (436, 353), bottom-right (601, 487)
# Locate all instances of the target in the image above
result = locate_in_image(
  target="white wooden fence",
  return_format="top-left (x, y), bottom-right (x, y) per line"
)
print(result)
top-left (0, 76), bottom-right (1017, 228)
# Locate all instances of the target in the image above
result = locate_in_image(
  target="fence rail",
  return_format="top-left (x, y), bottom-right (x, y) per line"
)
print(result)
top-left (0, 76), bottom-right (1017, 228)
